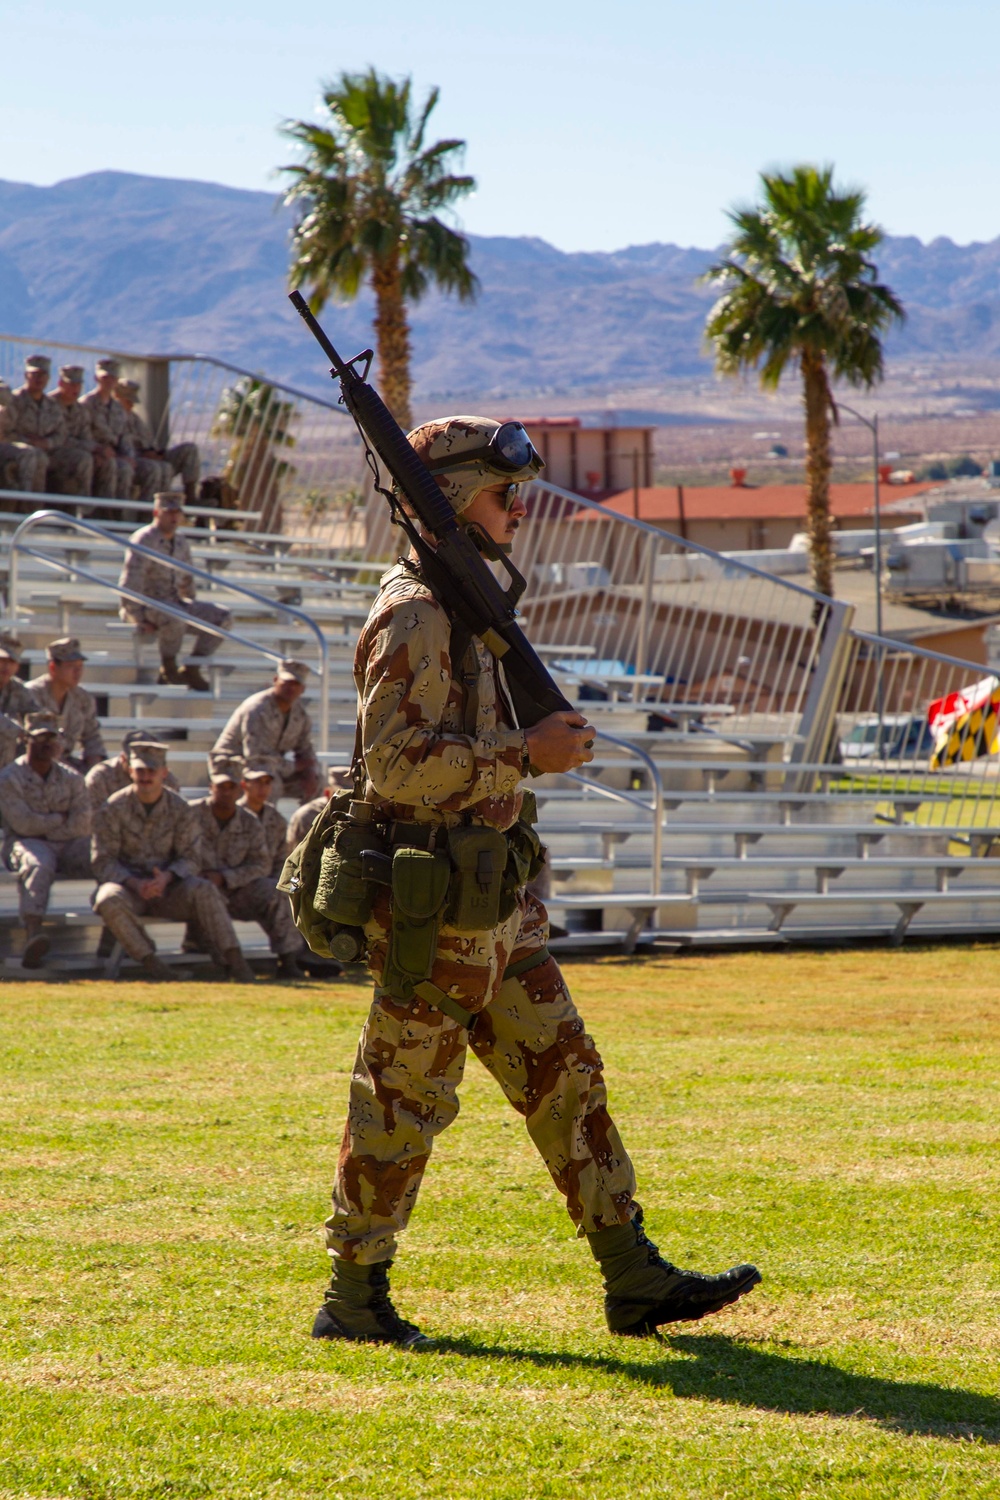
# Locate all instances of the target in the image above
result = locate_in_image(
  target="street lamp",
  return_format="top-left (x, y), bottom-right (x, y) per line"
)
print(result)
top-left (838, 403), bottom-right (886, 748)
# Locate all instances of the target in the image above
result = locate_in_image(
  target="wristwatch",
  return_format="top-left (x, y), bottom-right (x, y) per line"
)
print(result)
top-left (519, 732), bottom-right (533, 778)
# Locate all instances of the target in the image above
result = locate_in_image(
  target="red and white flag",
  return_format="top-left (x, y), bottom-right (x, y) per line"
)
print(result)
top-left (927, 675), bottom-right (999, 739)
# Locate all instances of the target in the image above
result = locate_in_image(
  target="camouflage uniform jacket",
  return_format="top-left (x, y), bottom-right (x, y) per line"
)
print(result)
top-left (81, 390), bottom-right (129, 450)
top-left (6, 388), bottom-right (66, 451)
top-left (0, 712), bottom-right (21, 771)
top-left (285, 794), bottom-right (326, 854)
top-left (355, 561), bottom-right (526, 832)
top-left (191, 798), bottom-right (269, 890)
top-left (57, 398), bottom-right (96, 447)
top-left (238, 795), bottom-right (287, 875)
top-left (119, 523), bottom-right (195, 621)
top-left (25, 676), bottom-right (106, 765)
top-left (85, 756), bottom-right (180, 807)
top-left (210, 690), bottom-right (314, 781)
top-left (92, 786), bottom-right (201, 884)
top-left (122, 407), bottom-right (159, 454)
top-left (0, 755), bottom-right (91, 842)
top-left (0, 675), bottom-right (38, 725)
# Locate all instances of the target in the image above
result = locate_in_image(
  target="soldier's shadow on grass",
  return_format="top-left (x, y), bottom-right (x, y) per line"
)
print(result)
top-left (435, 1332), bottom-right (1000, 1442)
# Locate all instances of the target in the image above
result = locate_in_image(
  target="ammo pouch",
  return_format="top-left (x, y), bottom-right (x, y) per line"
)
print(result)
top-left (445, 825), bottom-right (509, 931)
top-left (499, 790), bottom-right (546, 920)
top-left (382, 847), bottom-right (451, 998)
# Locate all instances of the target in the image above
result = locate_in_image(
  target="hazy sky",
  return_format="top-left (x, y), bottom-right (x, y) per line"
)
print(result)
top-left (3, 0), bottom-right (997, 253)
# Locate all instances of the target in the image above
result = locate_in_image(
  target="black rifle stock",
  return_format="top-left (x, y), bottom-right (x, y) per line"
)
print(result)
top-left (289, 290), bottom-right (576, 728)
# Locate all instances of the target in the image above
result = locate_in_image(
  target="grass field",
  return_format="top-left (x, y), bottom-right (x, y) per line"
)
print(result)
top-left (2, 949), bottom-right (998, 1499)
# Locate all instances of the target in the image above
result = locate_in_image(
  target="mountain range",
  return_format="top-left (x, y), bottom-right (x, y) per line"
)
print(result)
top-left (1, 171), bottom-right (999, 402)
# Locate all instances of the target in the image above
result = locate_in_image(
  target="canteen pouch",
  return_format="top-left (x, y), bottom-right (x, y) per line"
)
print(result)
top-left (314, 816), bottom-right (386, 926)
top-left (278, 790), bottom-right (354, 957)
top-left (445, 824), bottom-right (509, 931)
top-left (381, 847), bottom-right (451, 998)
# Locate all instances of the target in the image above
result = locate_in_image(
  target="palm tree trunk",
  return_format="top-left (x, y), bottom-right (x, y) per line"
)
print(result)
top-left (372, 256), bottom-right (413, 429)
top-left (802, 350), bottom-right (834, 601)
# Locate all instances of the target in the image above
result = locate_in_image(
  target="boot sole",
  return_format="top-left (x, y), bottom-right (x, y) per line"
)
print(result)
top-left (609, 1266), bottom-right (762, 1337)
top-left (311, 1305), bottom-right (434, 1350)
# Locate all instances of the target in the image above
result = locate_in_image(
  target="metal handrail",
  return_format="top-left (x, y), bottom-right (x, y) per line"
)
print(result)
top-left (526, 478), bottom-right (835, 606)
top-left (7, 510), bottom-right (331, 751)
top-left (563, 728), bottom-right (663, 897)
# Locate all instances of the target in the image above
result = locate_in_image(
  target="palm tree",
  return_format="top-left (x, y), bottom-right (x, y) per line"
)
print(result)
top-left (211, 376), bottom-right (297, 532)
top-left (703, 166), bottom-right (904, 600)
top-left (281, 69), bottom-right (477, 428)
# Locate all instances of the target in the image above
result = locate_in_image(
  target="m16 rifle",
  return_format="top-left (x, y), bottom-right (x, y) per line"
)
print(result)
top-left (288, 290), bottom-right (576, 730)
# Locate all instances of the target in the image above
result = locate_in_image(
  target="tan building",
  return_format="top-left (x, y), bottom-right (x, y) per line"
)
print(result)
top-left (594, 480), bottom-right (937, 552)
top-left (523, 418), bottom-right (654, 496)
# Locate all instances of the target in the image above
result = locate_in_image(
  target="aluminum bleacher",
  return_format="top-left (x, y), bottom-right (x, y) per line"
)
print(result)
top-left (2, 469), bottom-right (1000, 973)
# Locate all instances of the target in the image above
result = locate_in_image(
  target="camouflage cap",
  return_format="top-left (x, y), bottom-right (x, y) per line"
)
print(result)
top-left (121, 727), bottom-right (159, 751)
top-left (116, 378), bottom-right (141, 400)
top-left (25, 354), bottom-right (51, 373)
top-left (327, 765), bottom-right (354, 790)
top-left (209, 769), bottom-right (240, 785)
top-left (128, 741), bottom-right (168, 770)
top-left (406, 415), bottom-right (544, 515)
top-left (0, 632), bottom-right (23, 662)
top-left (241, 762), bottom-right (274, 781)
top-left (46, 636), bottom-right (86, 663)
top-left (24, 711), bottom-right (62, 740)
top-left (95, 357), bottom-right (121, 377)
top-left (276, 659), bottom-right (309, 684)
top-left (153, 491), bottom-right (183, 511)
top-left (59, 365), bottom-right (85, 383)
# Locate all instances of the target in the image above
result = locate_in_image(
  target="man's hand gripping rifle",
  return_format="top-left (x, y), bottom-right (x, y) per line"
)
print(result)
top-left (288, 291), bottom-right (578, 732)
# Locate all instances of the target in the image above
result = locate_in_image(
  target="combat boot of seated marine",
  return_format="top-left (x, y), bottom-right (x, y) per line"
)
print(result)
top-left (588, 1209), bottom-right (761, 1336)
top-left (311, 1259), bottom-right (434, 1349)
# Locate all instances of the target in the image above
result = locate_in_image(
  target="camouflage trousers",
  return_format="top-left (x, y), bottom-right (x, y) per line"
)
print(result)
top-left (123, 598), bottom-right (231, 659)
top-left (93, 874), bottom-right (238, 961)
top-left (325, 891), bottom-right (637, 1264)
top-left (91, 451), bottom-right (130, 500)
top-left (166, 443), bottom-right (200, 487)
top-left (187, 874), bottom-right (301, 956)
top-left (3, 835), bottom-right (92, 918)
top-left (46, 443), bottom-right (94, 497)
top-left (133, 455), bottom-right (170, 501)
top-left (0, 441), bottom-right (46, 492)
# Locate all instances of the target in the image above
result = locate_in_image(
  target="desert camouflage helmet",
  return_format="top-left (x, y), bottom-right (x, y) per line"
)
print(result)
top-left (405, 415), bottom-right (543, 516)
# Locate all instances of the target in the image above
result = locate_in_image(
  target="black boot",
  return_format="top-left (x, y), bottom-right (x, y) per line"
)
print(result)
top-left (312, 1259), bottom-right (433, 1349)
top-left (588, 1210), bottom-right (761, 1336)
top-left (183, 663), bottom-right (211, 692)
top-left (276, 953), bottom-right (305, 980)
top-left (158, 655), bottom-right (186, 686)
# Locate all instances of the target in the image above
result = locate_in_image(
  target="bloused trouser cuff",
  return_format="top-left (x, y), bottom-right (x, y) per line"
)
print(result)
top-left (324, 946), bottom-right (637, 1266)
top-left (93, 875), bottom-right (238, 960)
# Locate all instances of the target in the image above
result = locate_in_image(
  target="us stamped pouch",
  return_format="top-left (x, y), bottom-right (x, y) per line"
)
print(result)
top-left (381, 847), bottom-right (451, 998)
top-left (445, 824), bottom-right (509, 931)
